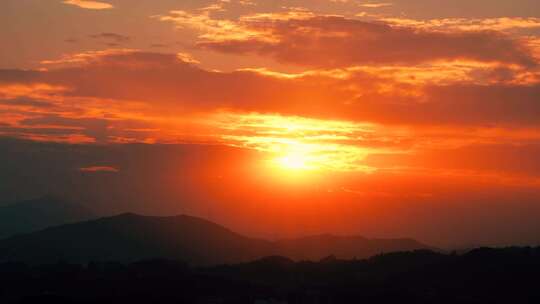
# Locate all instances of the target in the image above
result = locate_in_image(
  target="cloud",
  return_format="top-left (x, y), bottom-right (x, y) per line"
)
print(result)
top-left (89, 33), bottom-right (131, 44)
top-left (40, 49), bottom-right (136, 66)
top-left (157, 12), bottom-right (537, 67)
top-left (382, 17), bottom-right (540, 32)
top-left (343, 83), bottom-right (540, 126)
top-left (79, 166), bottom-right (119, 173)
top-left (20, 115), bottom-right (110, 143)
top-left (359, 3), bottom-right (393, 8)
top-left (0, 49), bottom-right (539, 171)
top-left (1, 51), bottom-right (539, 128)
top-left (62, 0), bottom-right (113, 10)
top-left (0, 96), bottom-right (53, 107)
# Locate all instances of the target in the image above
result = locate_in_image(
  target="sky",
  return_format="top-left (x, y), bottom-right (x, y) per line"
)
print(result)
top-left (1, 0), bottom-right (540, 248)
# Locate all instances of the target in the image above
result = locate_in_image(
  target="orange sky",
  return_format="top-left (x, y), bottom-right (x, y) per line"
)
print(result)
top-left (1, 0), bottom-right (540, 247)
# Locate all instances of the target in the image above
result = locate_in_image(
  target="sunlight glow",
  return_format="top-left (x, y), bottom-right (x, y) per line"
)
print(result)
top-left (276, 153), bottom-right (308, 170)
top-left (213, 112), bottom-right (386, 173)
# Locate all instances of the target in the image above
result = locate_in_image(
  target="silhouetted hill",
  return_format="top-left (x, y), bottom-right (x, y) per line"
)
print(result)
top-left (0, 213), bottom-right (272, 265)
top-left (0, 213), bottom-right (431, 265)
top-left (0, 196), bottom-right (94, 239)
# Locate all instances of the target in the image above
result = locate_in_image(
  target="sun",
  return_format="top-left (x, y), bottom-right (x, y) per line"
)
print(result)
top-left (275, 152), bottom-right (310, 170)
top-left (213, 112), bottom-right (380, 173)
top-left (266, 149), bottom-right (322, 185)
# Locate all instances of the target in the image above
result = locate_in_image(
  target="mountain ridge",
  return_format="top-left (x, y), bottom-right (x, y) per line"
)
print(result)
top-left (0, 212), bottom-right (432, 265)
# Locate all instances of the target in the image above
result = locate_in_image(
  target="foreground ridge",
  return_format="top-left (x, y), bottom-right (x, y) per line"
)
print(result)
top-left (1, 247), bottom-right (539, 304)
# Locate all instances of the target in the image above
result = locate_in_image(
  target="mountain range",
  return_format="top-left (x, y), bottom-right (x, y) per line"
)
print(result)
top-left (0, 212), bottom-right (431, 265)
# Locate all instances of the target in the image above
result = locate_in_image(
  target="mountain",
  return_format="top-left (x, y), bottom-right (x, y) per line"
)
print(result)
top-left (0, 213), bottom-right (431, 265)
top-left (276, 234), bottom-right (432, 261)
top-left (0, 213), bottom-right (273, 265)
top-left (0, 196), bottom-right (95, 239)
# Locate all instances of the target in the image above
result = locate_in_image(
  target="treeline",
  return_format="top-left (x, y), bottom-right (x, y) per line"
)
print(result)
top-left (1, 247), bottom-right (540, 304)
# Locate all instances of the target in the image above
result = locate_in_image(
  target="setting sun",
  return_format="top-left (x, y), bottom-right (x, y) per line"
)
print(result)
top-left (213, 112), bottom-right (384, 173)
top-left (274, 151), bottom-right (311, 170)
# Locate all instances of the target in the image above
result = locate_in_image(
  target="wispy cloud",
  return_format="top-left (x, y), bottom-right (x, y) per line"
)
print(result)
top-left (89, 33), bottom-right (131, 43)
top-left (63, 0), bottom-right (113, 10)
top-left (79, 166), bottom-right (119, 173)
top-left (359, 2), bottom-right (393, 8)
top-left (383, 17), bottom-right (540, 32)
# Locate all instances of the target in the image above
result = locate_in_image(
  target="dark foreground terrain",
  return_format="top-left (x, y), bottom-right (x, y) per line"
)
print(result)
top-left (1, 247), bottom-right (539, 304)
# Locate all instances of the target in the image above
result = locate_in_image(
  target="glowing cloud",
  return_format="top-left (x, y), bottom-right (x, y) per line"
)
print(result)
top-left (157, 11), bottom-right (537, 67)
top-left (63, 0), bottom-right (113, 10)
top-left (359, 3), bottom-right (393, 8)
top-left (382, 17), bottom-right (540, 32)
top-left (213, 112), bottom-right (389, 172)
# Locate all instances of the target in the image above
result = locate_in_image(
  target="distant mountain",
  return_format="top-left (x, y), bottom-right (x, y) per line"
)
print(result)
top-left (0, 196), bottom-right (95, 239)
top-left (0, 213), bottom-right (273, 265)
top-left (276, 234), bottom-right (431, 261)
top-left (0, 213), bottom-right (431, 265)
